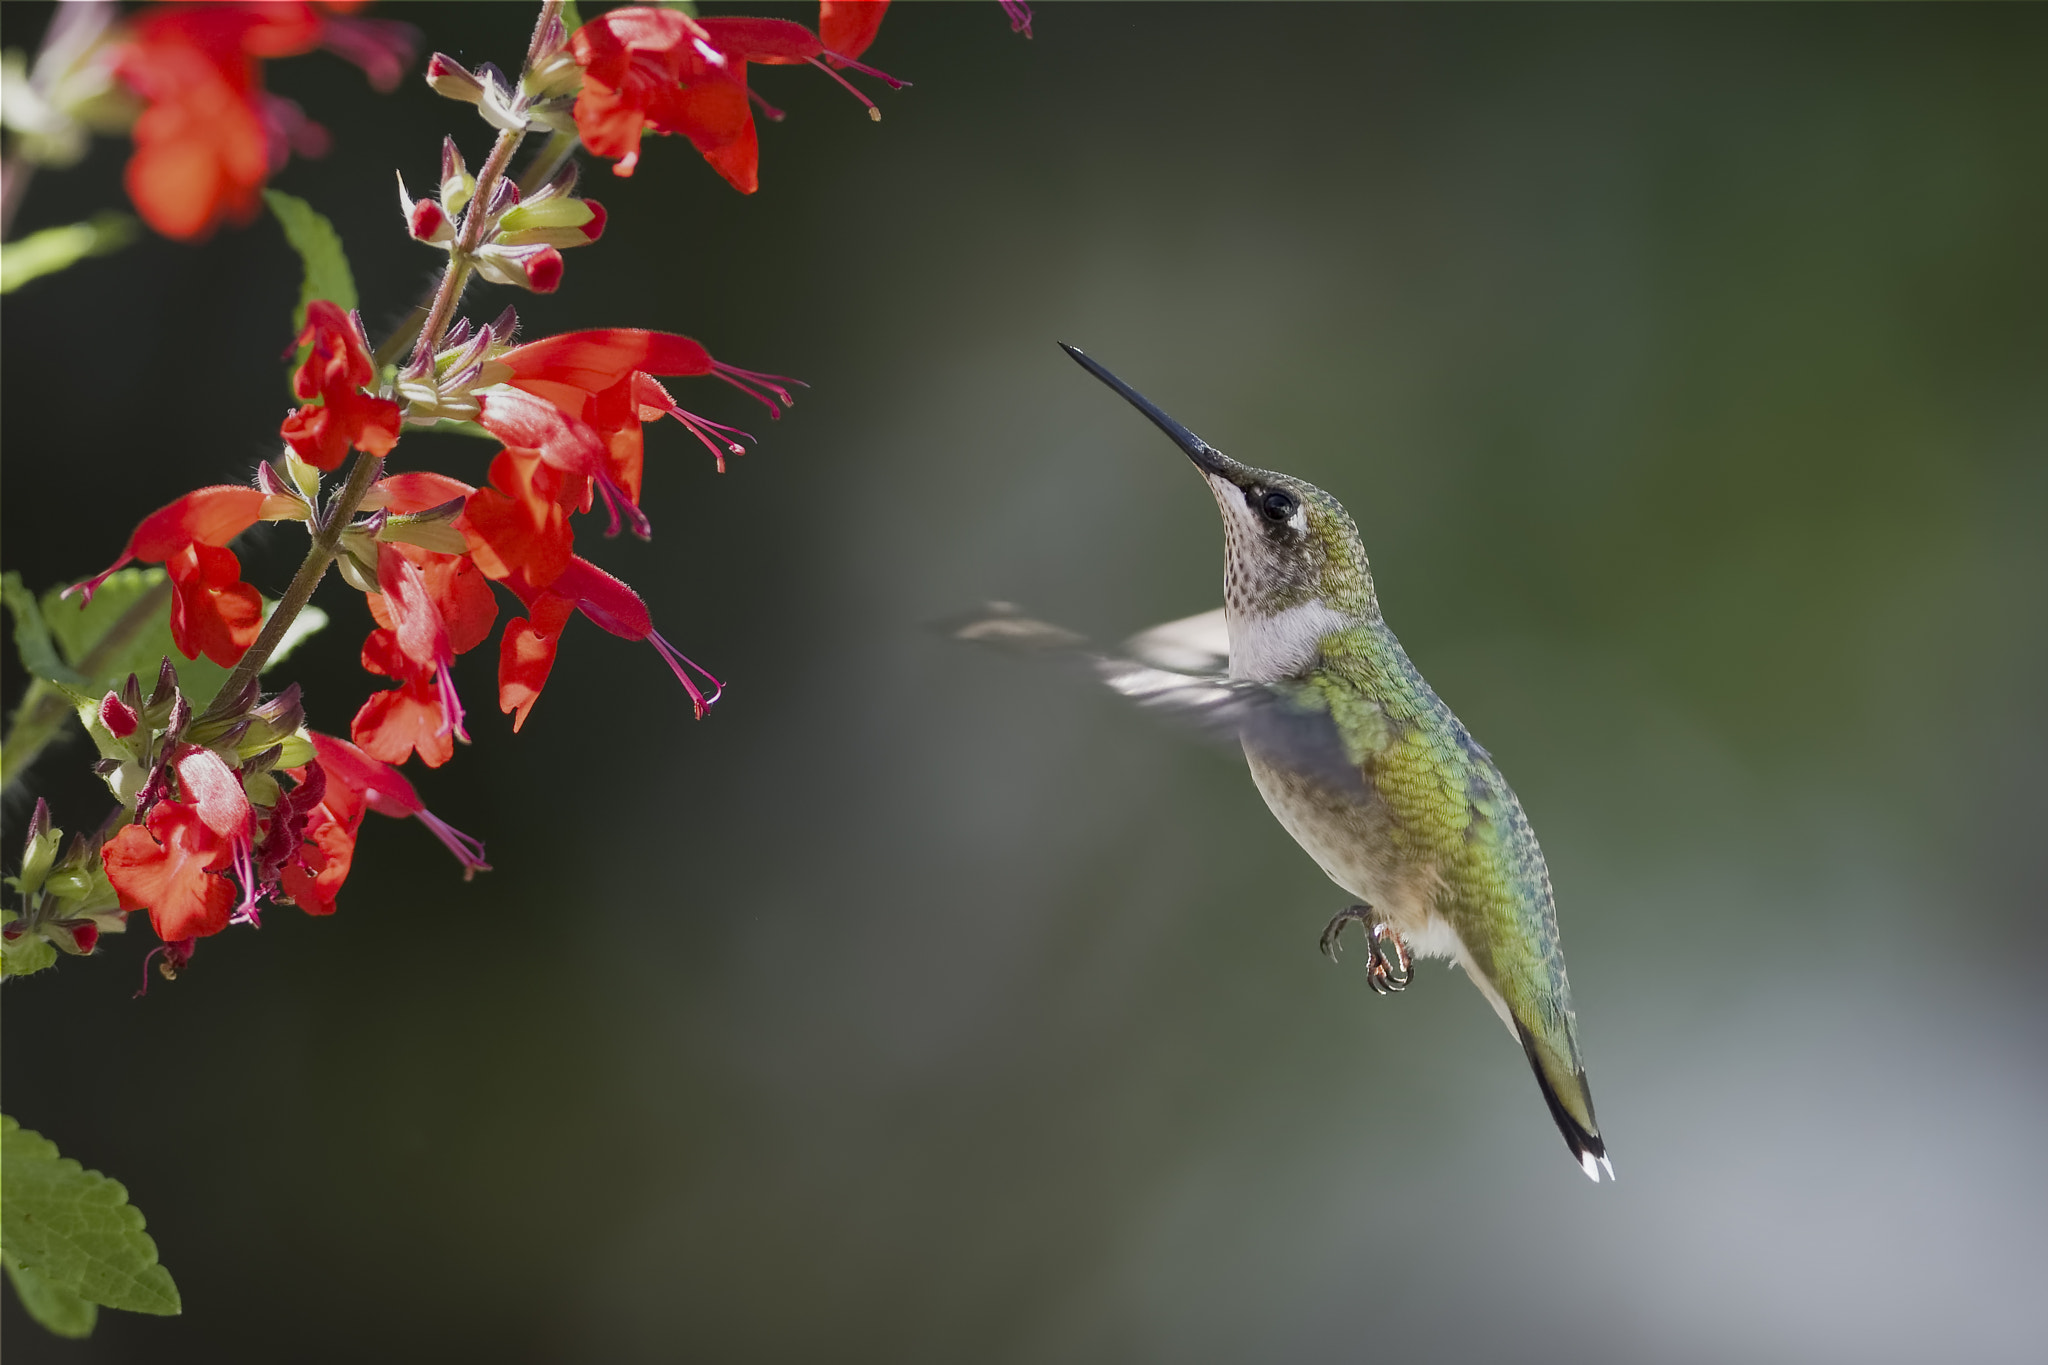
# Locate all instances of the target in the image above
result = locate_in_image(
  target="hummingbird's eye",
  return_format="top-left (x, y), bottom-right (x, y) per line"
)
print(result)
top-left (1259, 489), bottom-right (1298, 524)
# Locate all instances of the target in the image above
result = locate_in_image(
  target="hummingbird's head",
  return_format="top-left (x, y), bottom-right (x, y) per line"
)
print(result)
top-left (1061, 345), bottom-right (1376, 631)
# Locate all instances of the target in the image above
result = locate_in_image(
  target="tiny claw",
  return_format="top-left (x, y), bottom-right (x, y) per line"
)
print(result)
top-left (1366, 921), bottom-right (1412, 995)
top-left (1322, 905), bottom-right (1411, 996)
top-left (1319, 904), bottom-right (1373, 961)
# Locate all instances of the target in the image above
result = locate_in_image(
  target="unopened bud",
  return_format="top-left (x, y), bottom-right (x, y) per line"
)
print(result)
top-left (399, 172), bottom-right (457, 244)
top-left (495, 197), bottom-right (605, 249)
top-left (473, 243), bottom-right (564, 294)
top-left (425, 52), bottom-right (486, 104)
top-left (99, 691), bottom-right (139, 738)
top-left (440, 136), bottom-right (474, 214)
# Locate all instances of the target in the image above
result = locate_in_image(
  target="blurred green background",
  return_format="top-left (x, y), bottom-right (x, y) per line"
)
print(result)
top-left (5, 2), bottom-right (2047, 1360)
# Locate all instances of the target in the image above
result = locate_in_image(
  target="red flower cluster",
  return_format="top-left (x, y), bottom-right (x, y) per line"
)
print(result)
top-left (102, 709), bottom-right (486, 947)
top-left (282, 301), bottom-right (404, 471)
top-left (111, 1), bottom-right (416, 239)
top-left (568, 1), bottom-right (903, 191)
top-left (54, 0), bottom-right (1025, 984)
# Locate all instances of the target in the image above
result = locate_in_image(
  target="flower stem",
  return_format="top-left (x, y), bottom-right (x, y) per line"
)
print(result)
top-left (199, 0), bottom-right (568, 725)
top-left (199, 450), bottom-right (387, 722)
top-left (404, 0), bottom-right (562, 370)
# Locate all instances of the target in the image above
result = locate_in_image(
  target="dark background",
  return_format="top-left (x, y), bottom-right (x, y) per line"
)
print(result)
top-left (5, 3), bottom-right (2047, 1361)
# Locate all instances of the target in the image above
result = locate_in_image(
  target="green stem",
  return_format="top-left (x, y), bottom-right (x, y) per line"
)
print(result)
top-left (0, 577), bottom-right (172, 791)
top-left (206, 0), bottom-right (563, 724)
top-left (197, 450), bottom-right (384, 724)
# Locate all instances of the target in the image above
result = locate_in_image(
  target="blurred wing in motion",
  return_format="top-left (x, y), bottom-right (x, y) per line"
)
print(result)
top-left (947, 603), bottom-right (1366, 798)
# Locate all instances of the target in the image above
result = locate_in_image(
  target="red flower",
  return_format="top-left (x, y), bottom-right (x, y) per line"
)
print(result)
top-left (165, 542), bottom-right (264, 667)
top-left (111, 3), bottom-right (415, 241)
top-left (458, 449), bottom-right (575, 598)
top-left (308, 733), bottom-right (490, 875)
top-left (281, 300), bottom-right (404, 471)
top-left (568, 5), bottom-right (902, 191)
top-left (351, 536), bottom-right (500, 766)
top-left (68, 484), bottom-right (303, 665)
top-left (481, 328), bottom-right (797, 537)
top-left (104, 799), bottom-right (237, 942)
top-left (498, 555), bottom-right (722, 731)
top-left (568, 7), bottom-right (750, 184)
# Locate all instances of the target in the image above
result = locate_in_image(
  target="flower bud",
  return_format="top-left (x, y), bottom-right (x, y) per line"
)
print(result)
top-left (400, 176), bottom-right (456, 244)
top-left (473, 243), bottom-right (563, 294)
top-left (495, 197), bottom-right (605, 249)
top-left (440, 136), bottom-right (474, 215)
top-left (425, 52), bottom-right (486, 105)
top-left (99, 691), bottom-right (139, 739)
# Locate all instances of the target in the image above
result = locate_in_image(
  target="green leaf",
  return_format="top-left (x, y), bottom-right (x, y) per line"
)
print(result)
top-left (0, 1116), bottom-right (179, 1316)
top-left (39, 568), bottom-right (229, 705)
top-left (5, 1257), bottom-right (99, 1337)
top-left (2, 572), bottom-right (87, 688)
top-left (265, 189), bottom-right (358, 336)
top-left (0, 213), bottom-right (138, 294)
top-left (37, 569), bottom-right (327, 709)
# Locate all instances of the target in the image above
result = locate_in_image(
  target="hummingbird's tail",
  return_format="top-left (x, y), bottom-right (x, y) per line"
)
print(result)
top-left (1516, 1024), bottom-right (1612, 1183)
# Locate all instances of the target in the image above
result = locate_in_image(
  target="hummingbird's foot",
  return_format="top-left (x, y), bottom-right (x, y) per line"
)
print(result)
top-left (1319, 905), bottom-right (1411, 995)
top-left (1367, 921), bottom-right (1412, 996)
top-left (1319, 904), bottom-right (1373, 961)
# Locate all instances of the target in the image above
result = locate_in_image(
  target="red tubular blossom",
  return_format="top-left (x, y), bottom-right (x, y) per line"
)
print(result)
top-left (103, 801), bottom-right (237, 942)
top-left (569, 7), bottom-right (753, 185)
top-left (365, 544), bottom-right (469, 743)
top-left (306, 734), bottom-right (490, 876)
top-left (497, 555), bottom-right (723, 729)
top-left (485, 329), bottom-right (799, 533)
top-left (459, 450), bottom-right (575, 595)
top-left (69, 485), bottom-right (292, 603)
top-left (165, 542), bottom-right (263, 666)
top-left (282, 300), bottom-right (403, 471)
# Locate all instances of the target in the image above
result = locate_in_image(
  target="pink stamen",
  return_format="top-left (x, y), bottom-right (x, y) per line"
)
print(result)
top-left (228, 837), bottom-right (262, 927)
top-left (414, 808), bottom-right (490, 881)
top-left (434, 661), bottom-right (470, 743)
top-left (592, 470), bottom-right (653, 540)
top-left (135, 938), bottom-right (195, 997)
top-left (818, 51), bottom-right (910, 91)
top-left (747, 87), bottom-right (787, 122)
top-left (648, 629), bottom-right (723, 720)
top-left (640, 388), bottom-right (754, 472)
top-left (711, 362), bottom-right (804, 418)
top-left (807, 55), bottom-right (884, 120)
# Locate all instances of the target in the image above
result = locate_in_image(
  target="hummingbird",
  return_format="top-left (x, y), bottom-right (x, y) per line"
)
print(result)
top-left (955, 344), bottom-right (1611, 1181)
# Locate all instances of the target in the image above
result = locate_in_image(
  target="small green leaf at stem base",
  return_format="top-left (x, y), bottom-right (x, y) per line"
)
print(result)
top-left (0, 1116), bottom-right (181, 1320)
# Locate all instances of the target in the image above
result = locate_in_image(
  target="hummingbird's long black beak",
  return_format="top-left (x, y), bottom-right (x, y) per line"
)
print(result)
top-left (1060, 343), bottom-right (1246, 483)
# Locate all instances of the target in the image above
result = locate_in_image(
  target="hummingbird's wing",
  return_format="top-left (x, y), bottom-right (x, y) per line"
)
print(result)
top-left (948, 604), bottom-right (1367, 799)
top-left (1122, 607), bottom-right (1230, 674)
